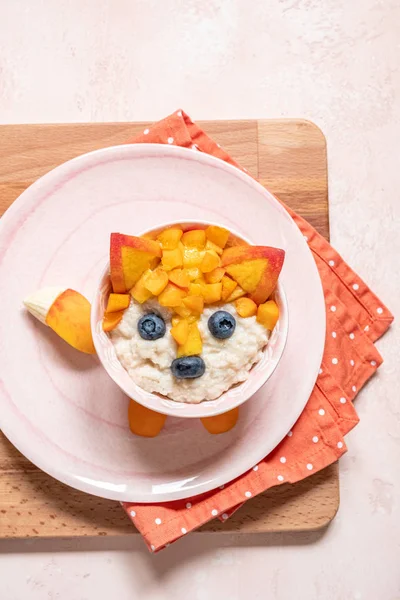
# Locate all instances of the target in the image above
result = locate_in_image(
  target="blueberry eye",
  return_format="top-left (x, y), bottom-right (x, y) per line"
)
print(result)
top-left (138, 313), bottom-right (166, 340)
top-left (208, 310), bottom-right (236, 339)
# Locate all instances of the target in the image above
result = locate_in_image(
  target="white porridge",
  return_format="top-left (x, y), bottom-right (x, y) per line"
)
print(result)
top-left (110, 298), bottom-right (269, 404)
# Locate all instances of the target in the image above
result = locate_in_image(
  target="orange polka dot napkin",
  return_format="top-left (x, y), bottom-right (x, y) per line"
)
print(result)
top-left (122, 110), bottom-right (393, 552)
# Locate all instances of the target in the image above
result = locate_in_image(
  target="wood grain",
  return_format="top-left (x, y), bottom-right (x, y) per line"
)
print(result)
top-left (0, 119), bottom-right (334, 538)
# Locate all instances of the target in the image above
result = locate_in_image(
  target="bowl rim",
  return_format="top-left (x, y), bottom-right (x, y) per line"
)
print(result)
top-left (91, 219), bottom-right (289, 418)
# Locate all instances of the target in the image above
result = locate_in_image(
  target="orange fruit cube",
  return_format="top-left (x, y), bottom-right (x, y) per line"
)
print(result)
top-left (182, 245), bottom-right (205, 268)
top-left (181, 229), bottom-right (206, 249)
top-left (158, 283), bottom-right (186, 307)
top-left (204, 267), bottom-right (225, 284)
top-left (205, 225), bottom-right (230, 249)
top-left (144, 268), bottom-right (169, 296)
top-left (171, 318), bottom-right (190, 345)
top-left (168, 268), bottom-right (190, 288)
top-left (257, 300), bottom-right (279, 330)
top-left (189, 283), bottom-right (204, 296)
top-left (130, 271), bottom-right (153, 304)
top-left (161, 247), bottom-right (183, 271)
top-left (157, 227), bottom-right (183, 250)
top-left (226, 285), bottom-right (246, 303)
top-left (103, 310), bottom-right (124, 332)
top-left (177, 321), bottom-right (202, 357)
top-left (200, 251), bottom-right (220, 273)
top-left (205, 239), bottom-right (223, 255)
top-left (183, 295), bottom-right (204, 314)
top-left (186, 267), bottom-right (201, 281)
top-left (201, 283), bottom-right (222, 304)
top-left (106, 293), bottom-right (130, 313)
top-left (221, 276), bottom-right (237, 301)
top-left (235, 297), bottom-right (257, 318)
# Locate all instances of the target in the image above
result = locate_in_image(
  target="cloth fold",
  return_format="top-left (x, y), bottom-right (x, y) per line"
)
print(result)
top-left (121, 110), bottom-right (393, 552)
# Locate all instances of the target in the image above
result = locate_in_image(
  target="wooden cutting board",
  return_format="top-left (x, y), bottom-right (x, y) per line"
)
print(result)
top-left (0, 119), bottom-right (337, 538)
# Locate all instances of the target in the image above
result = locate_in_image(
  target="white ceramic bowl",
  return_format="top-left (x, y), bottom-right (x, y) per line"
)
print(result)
top-left (91, 221), bottom-right (289, 419)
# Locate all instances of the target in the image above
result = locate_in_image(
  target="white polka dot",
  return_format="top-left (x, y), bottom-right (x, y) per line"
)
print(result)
top-left (244, 168), bottom-right (249, 172)
top-left (377, 307), bottom-right (383, 314)
top-left (329, 260), bottom-right (335, 267)
top-left (304, 235), bottom-right (309, 242)
top-left (287, 430), bottom-right (293, 437)
top-left (350, 359), bottom-right (355, 366)
top-left (130, 510), bottom-right (136, 517)
top-left (245, 491), bottom-right (252, 498)
top-left (371, 360), bottom-right (377, 367)
top-left (349, 333), bottom-right (355, 340)
top-left (253, 465), bottom-right (259, 471)
top-left (330, 305), bottom-right (336, 312)
top-left (222, 513), bottom-right (229, 520)
top-left (277, 475), bottom-right (284, 482)
top-left (319, 368), bottom-right (323, 375)
top-left (216, 143), bottom-right (221, 148)
top-left (143, 128), bottom-right (149, 135)
top-left (219, 485), bottom-right (225, 490)
top-left (353, 283), bottom-right (359, 290)
top-left (211, 509), bottom-right (218, 516)
top-left (312, 436), bottom-right (319, 443)
top-left (186, 502), bottom-right (192, 509)
top-left (280, 457), bottom-right (286, 463)
top-left (307, 463), bottom-right (313, 470)
top-left (155, 518), bottom-right (162, 525)
top-left (177, 110), bottom-right (182, 117)
top-left (332, 331), bottom-right (337, 338)
top-left (191, 143), bottom-right (198, 150)
top-left (337, 441), bottom-right (343, 449)
top-left (364, 325), bottom-right (369, 332)
top-left (340, 397), bottom-right (347, 404)
top-left (352, 385), bottom-right (357, 392)
top-left (151, 544), bottom-right (155, 551)
top-left (167, 137), bottom-right (174, 144)
top-left (319, 408), bottom-right (325, 416)
top-left (332, 357), bottom-right (338, 365)
top-left (181, 527), bottom-right (187, 534)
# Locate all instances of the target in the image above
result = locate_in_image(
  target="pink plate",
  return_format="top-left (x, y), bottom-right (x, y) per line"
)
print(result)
top-left (0, 144), bottom-right (325, 502)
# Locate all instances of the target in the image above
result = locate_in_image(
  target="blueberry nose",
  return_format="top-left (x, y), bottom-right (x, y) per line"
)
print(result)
top-left (171, 356), bottom-right (206, 379)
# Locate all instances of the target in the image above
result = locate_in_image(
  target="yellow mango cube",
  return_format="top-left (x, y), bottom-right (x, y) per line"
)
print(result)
top-left (130, 271), bottom-right (153, 304)
top-left (183, 295), bottom-right (204, 314)
top-left (204, 267), bottom-right (225, 284)
top-left (186, 267), bottom-right (201, 281)
top-left (205, 225), bottom-right (230, 249)
top-left (226, 285), bottom-right (246, 303)
top-left (201, 283), bottom-right (222, 304)
top-left (182, 245), bottom-right (205, 268)
top-left (168, 268), bottom-right (190, 288)
top-left (158, 283), bottom-right (185, 307)
top-left (106, 293), bottom-right (130, 313)
top-left (205, 239), bottom-right (223, 256)
top-left (144, 268), bottom-right (169, 296)
top-left (257, 300), bottom-right (279, 330)
top-left (189, 283), bottom-right (204, 296)
top-left (221, 276), bottom-right (237, 301)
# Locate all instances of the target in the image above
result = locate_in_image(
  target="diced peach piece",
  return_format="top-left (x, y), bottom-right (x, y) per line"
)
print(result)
top-left (161, 246), bottom-right (183, 271)
top-left (186, 267), bottom-right (201, 281)
top-left (201, 283), bottom-right (222, 304)
top-left (257, 300), bottom-right (280, 330)
top-left (235, 297), bottom-right (257, 318)
top-left (144, 268), bottom-right (169, 296)
top-left (221, 276), bottom-right (237, 301)
top-left (106, 293), bottom-right (130, 313)
top-left (206, 239), bottom-right (223, 256)
top-left (130, 271), bottom-right (153, 304)
top-left (181, 229), bottom-right (206, 249)
top-left (177, 321), bottom-right (202, 357)
top-left (221, 245), bottom-right (285, 305)
top-left (128, 400), bottom-right (167, 438)
top-left (226, 285), bottom-right (246, 303)
top-left (182, 245), bottom-right (205, 268)
top-left (204, 267), bottom-right (225, 284)
top-left (205, 225), bottom-right (230, 249)
top-left (183, 295), bottom-right (204, 314)
top-left (158, 283), bottom-right (186, 307)
top-left (189, 283), bottom-right (203, 296)
top-left (45, 289), bottom-right (96, 354)
top-left (102, 310), bottom-right (124, 332)
top-left (110, 233), bottom-right (162, 293)
top-left (168, 268), bottom-right (190, 289)
top-left (173, 305), bottom-right (192, 319)
top-left (200, 251), bottom-right (220, 273)
top-left (201, 407), bottom-right (239, 434)
top-left (171, 318), bottom-right (189, 345)
top-left (157, 227), bottom-right (183, 250)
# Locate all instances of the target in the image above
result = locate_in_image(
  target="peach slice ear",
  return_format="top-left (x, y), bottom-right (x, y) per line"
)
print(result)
top-left (45, 289), bottom-right (96, 354)
top-left (110, 233), bottom-right (162, 293)
top-left (201, 407), bottom-right (239, 434)
top-left (128, 400), bottom-right (167, 437)
top-left (221, 246), bottom-right (285, 305)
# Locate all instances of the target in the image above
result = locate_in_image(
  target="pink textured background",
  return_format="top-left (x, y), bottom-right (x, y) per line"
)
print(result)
top-left (0, 1), bottom-right (399, 599)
